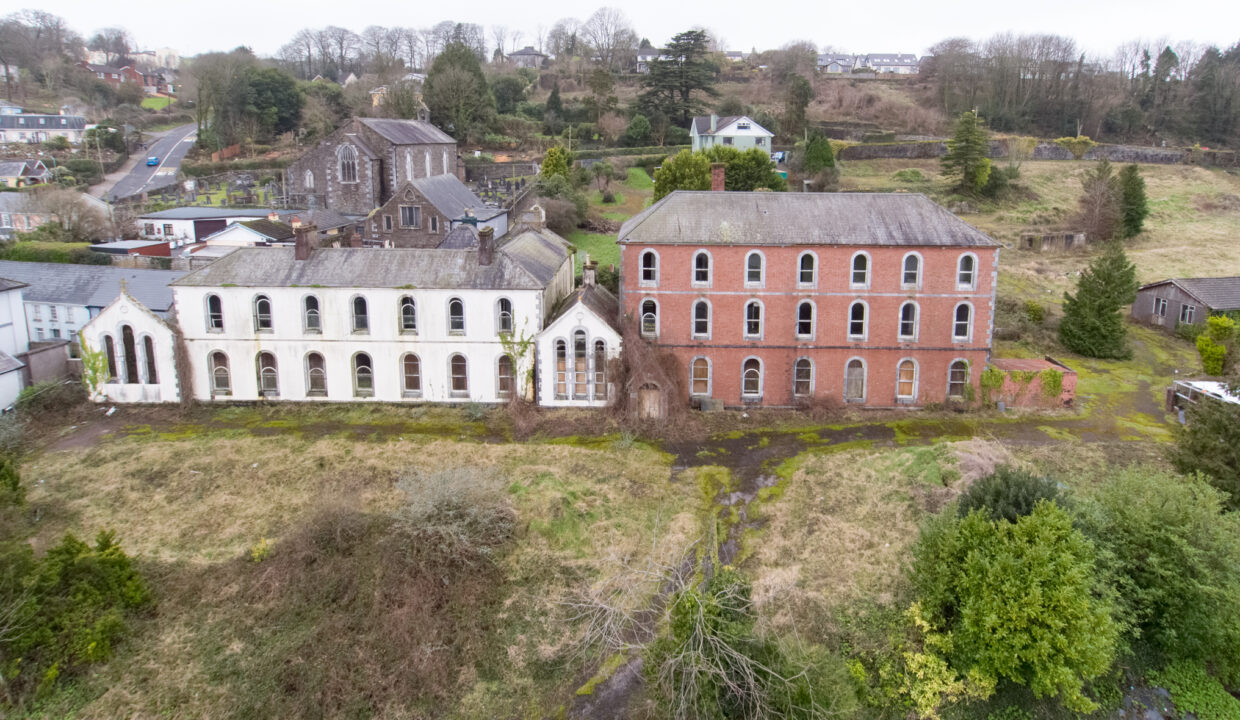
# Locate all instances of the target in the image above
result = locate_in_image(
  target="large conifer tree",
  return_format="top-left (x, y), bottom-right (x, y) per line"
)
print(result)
top-left (941, 111), bottom-right (992, 195)
top-left (1058, 241), bottom-right (1139, 358)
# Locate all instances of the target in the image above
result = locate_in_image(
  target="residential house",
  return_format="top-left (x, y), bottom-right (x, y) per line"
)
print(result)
top-left (137, 207), bottom-right (359, 244)
top-left (168, 224), bottom-right (574, 404)
top-left (1132, 277), bottom-right (1240, 329)
top-left (0, 192), bottom-right (50, 239)
top-left (817, 53), bottom-right (857, 74)
top-left (0, 260), bottom-right (184, 350)
top-left (0, 114), bottom-right (88, 144)
top-left (0, 100), bottom-right (21, 115)
top-left (200, 213), bottom-right (297, 248)
top-left (79, 289), bottom-right (181, 403)
top-left (689, 115), bottom-right (775, 153)
top-left (78, 61), bottom-right (145, 88)
top-left (535, 259), bottom-right (622, 407)
top-left (285, 117), bottom-right (458, 215)
top-left (617, 189), bottom-right (999, 408)
top-left (90, 239), bottom-right (177, 258)
top-left (369, 73), bottom-right (426, 109)
top-left (635, 50), bottom-right (662, 73)
top-left (861, 54), bottom-right (919, 74)
top-left (0, 160), bottom-right (51, 187)
top-left (364, 174), bottom-right (507, 248)
top-left (508, 46), bottom-right (548, 68)
top-left (0, 277), bottom-right (30, 409)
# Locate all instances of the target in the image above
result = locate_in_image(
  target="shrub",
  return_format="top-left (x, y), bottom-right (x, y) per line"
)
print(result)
top-left (1053, 136), bottom-right (1097, 160)
top-left (15, 381), bottom-right (86, 415)
top-left (601, 190), bottom-right (615, 203)
top-left (0, 456), bottom-right (22, 507)
top-left (42, 136), bottom-right (71, 151)
top-left (1197, 334), bottom-right (1228, 375)
top-left (0, 416), bottom-right (23, 458)
top-left (1195, 315), bottom-right (1236, 375)
top-left (957, 466), bottom-right (1062, 523)
top-left (1149, 662), bottom-right (1240, 720)
top-left (893, 168), bottom-right (926, 183)
top-left (1170, 399), bottom-right (1240, 511)
top-left (1023, 301), bottom-right (1045, 325)
top-left (1077, 470), bottom-right (1240, 683)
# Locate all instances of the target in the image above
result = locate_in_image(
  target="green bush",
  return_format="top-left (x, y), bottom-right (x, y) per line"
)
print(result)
top-left (0, 531), bottom-right (150, 703)
top-left (1022, 301), bottom-right (1045, 326)
top-left (0, 456), bottom-right (22, 507)
top-left (0, 242), bottom-right (112, 266)
top-left (893, 168), bottom-right (926, 183)
top-left (1053, 136), bottom-right (1097, 160)
top-left (1149, 662), bottom-right (1240, 720)
top-left (1197, 334), bottom-right (1228, 375)
top-left (957, 466), bottom-right (1062, 523)
top-left (1175, 321), bottom-right (1206, 343)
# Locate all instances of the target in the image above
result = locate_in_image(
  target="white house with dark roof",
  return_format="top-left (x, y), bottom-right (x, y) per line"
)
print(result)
top-left (79, 289), bottom-right (181, 403)
top-left (689, 115), bottom-right (775, 153)
top-left (169, 223), bottom-right (573, 404)
top-left (0, 114), bottom-right (88, 144)
top-left (0, 277), bottom-right (30, 409)
top-left (535, 259), bottom-right (622, 408)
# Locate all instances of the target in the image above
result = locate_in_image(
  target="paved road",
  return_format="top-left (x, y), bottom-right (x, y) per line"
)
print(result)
top-left (107, 123), bottom-right (197, 202)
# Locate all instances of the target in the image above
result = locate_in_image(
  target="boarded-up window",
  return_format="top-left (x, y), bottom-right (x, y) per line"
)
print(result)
top-left (794, 358), bottom-right (812, 396)
top-left (573, 331), bottom-right (588, 399)
top-left (306, 353), bottom-right (327, 396)
top-left (555, 340), bottom-right (567, 398)
top-left (897, 360), bottom-right (916, 399)
top-left (948, 361), bottom-right (969, 399)
top-left (844, 359), bottom-right (865, 402)
top-left (690, 358), bottom-right (710, 396)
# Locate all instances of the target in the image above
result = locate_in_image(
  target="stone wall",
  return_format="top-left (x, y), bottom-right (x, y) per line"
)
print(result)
top-left (834, 138), bottom-right (1237, 167)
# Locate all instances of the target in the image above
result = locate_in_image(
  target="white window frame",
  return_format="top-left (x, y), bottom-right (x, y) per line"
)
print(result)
top-left (850, 251), bottom-right (871, 289)
top-left (797, 251), bottom-right (818, 288)
top-left (843, 357), bottom-right (867, 403)
top-left (689, 356), bottom-right (712, 397)
top-left (639, 249), bottom-right (659, 286)
top-left (740, 356), bottom-right (763, 399)
top-left (691, 299), bottom-right (711, 340)
top-left (896, 358), bottom-right (918, 402)
top-left (795, 300), bottom-right (815, 340)
top-left (743, 299), bottom-right (764, 340)
top-left (1153, 297), bottom-right (1167, 318)
top-left (352, 352), bottom-right (374, 397)
top-left (351, 295), bottom-right (370, 334)
top-left (957, 253), bottom-right (978, 291)
top-left (847, 300), bottom-right (868, 341)
top-left (744, 250), bottom-right (765, 288)
top-left (495, 297), bottom-right (514, 335)
top-left (901, 252), bottom-right (923, 290)
top-left (205, 294), bottom-right (224, 333)
top-left (898, 301), bottom-right (919, 342)
top-left (793, 357), bottom-right (814, 397)
top-left (401, 353), bottom-right (422, 397)
top-left (448, 297), bottom-right (466, 335)
top-left (399, 296), bottom-right (418, 335)
top-left (305, 352), bottom-right (327, 397)
top-left (640, 297), bottom-right (659, 339)
top-left (947, 359), bottom-right (970, 399)
top-left (253, 294), bottom-right (273, 333)
top-left (952, 302), bottom-right (974, 342)
top-left (691, 250), bottom-right (712, 287)
top-left (1179, 304), bottom-right (1196, 324)
top-left (303, 295), bottom-right (321, 334)
top-left (448, 354), bottom-right (469, 398)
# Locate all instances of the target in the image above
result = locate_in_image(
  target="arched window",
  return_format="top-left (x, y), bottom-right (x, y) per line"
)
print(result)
top-left (257, 351), bottom-right (279, 397)
top-left (303, 295), bottom-right (321, 334)
top-left (902, 253), bottom-right (921, 288)
top-left (303, 169), bottom-right (315, 190)
top-left (443, 149), bottom-right (450, 175)
top-left (205, 294), bottom-right (224, 332)
top-left (640, 250), bottom-right (658, 283)
top-left (953, 303), bottom-right (973, 341)
top-left (693, 251), bottom-right (711, 285)
top-left (338, 144), bottom-right (358, 183)
top-left (253, 295), bottom-right (272, 332)
top-left (896, 359), bottom-right (917, 401)
top-left (692, 300), bottom-right (710, 338)
top-left (103, 334), bottom-right (117, 382)
top-left (948, 360), bottom-right (970, 399)
top-left (573, 330), bottom-right (588, 399)
top-left (143, 336), bottom-right (157, 384)
top-left (121, 325), bottom-right (138, 384)
top-left (957, 254), bottom-right (977, 289)
top-left (744, 301), bottom-right (762, 338)
top-left (353, 353), bottom-right (374, 397)
top-left (449, 354), bottom-right (468, 397)
top-left (351, 296), bottom-right (369, 333)
top-left (496, 298), bottom-right (513, 334)
top-left (690, 357), bottom-right (711, 396)
top-left (210, 351), bottom-right (230, 395)
top-left (798, 252), bottom-right (816, 285)
top-left (741, 358), bottom-right (763, 398)
top-left (554, 340), bottom-right (568, 398)
top-left (306, 352), bottom-right (327, 396)
top-left (794, 358), bottom-right (813, 397)
top-left (796, 301), bottom-right (814, 339)
top-left (593, 340), bottom-right (607, 399)
top-left (497, 355), bottom-right (515, 399)
top-left (899, 302), bottom-right (918, 340)
top-left (640, 299), bottom-right (658, 338)
top-left (400, 296), bottom-right (417, 334)
top-left (405, 149), bottom-right (414, 181)
top-left (401, 353), bottom-right (421, 396)
top-left (745, 251), bottom-right (764, 286)
top-left (424, 149), bottom-right (431, 177)
top-left (848, 302), bottom-right (867, 340)
top-left (448, 298), bottom-right (465, 334)
top-left (851, 252), bottom-right (870, 287)
top-left (844, 359), bottom-right (866, 402)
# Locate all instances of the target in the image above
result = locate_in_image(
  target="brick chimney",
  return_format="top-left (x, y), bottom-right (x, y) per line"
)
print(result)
top-left (294, 223), bottom-right (317, 261)
top-left (290, 215), bottom-right (302, 230)
top-left (583, 255), bottom-right (598, 287)
top-left (349, 232), bottom-right (363, 248)
top-left (478, 225), bottom-right (495, 266)
top-left (710, 163), bottom-right (726, 192)
top-left (267, 210), bottom-right (279, 222)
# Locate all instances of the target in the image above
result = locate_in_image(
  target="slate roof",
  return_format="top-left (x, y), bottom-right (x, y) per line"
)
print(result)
top-left (139, 207), bottom-right (276, 221)
top-left (358, 118), bottom-right (455, 146)
top-left (0, 162), bottom-right (27, 177)
top-left (509, 46), bottom-right (547, 57)
top-left (618, 192), bottom-right (999, 247)
top-left (172, 230), bottom-right (570, 291)
top-left (551, 283), bottom-right (620, 330)
top-left (294, 208), bottom-right (355, 231)
top-left (240, 219), bottom-right (295, 241)
top-left (1140, 277), bottom-right (1240, 311)
top-left (439, 224), bottom-right (479, 249)
top-left (0, 193), bottom-right (36, 212)
top-left (0, 351), bottom-right (23, 375)
top-left (0, 277), bottom-right (28, 292)
top-left (690, 115), bottom-right (773, 137)
top-left (408, 175), bottom-right (505, 222)
top-left (90, 240), bottom-right (169, 253)
top-left (0, 261), bottom-right (184, 312)
top-left (0, 115), bottom-right (87, 131)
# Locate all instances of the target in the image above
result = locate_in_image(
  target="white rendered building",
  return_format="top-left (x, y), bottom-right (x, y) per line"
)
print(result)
top-left (170, 226), bottom-right (573, 403)
top-left (535, 262), bottom-right (622, 408)
top-left (0, 278), bottom-right (29, 409)
top-left (79, 291), bottom-right (181, 403)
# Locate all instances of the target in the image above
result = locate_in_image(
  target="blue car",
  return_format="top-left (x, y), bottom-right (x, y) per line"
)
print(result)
top-left (146, 156), bottom-right (159, 166)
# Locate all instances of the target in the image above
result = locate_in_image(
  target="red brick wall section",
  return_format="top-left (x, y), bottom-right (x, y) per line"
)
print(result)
top-left (620, 242), bottom-right (998, 407)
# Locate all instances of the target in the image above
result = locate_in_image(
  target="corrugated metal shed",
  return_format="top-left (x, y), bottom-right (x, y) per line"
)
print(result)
top-left (359, 118), bottom-right (455, 145)
top-left (0, 261), bottom-right (184, 312)
top-left (619, 191), bottom-right (999, 248)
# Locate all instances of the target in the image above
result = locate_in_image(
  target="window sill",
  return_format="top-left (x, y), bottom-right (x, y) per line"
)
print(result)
top-left (847, 335), bottom-right (866, 343)
top-left (691, 282), bottom-right (712, 289)
top-left (849, 284), bottom-right (870, 291)
top-left (448, 330), bottom-right (465, 337)
top-left (352, 330), bottom-right (370, 335)
top-left (741, 395), bottom-right (763, 403)
top-left (305, 329), bottom-right (322, 335)
top-left (449, 391), bottom-right (469, 398)
top-left (400, 330), bottom-right (418, 336)
top-left (795, 334), bottom-right (814, 342)
top-left (797, 283), bottom-right (816, 290)
top-left (845, 397), bottom-right (866, 404)
top-left (307, 390), bottom-right (327, 397)
top-left (354, 391), bottom-right (374, 398)
top-left (402, 391), bottom-right (422, 398)
top-left (898, 336), bottom-right (917, 343)
top-left (212, 390), bottom-right (232, 397)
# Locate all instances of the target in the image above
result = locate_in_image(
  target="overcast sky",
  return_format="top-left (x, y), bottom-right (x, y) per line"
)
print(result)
top-left (10, 0), bottom-right (1240, 59)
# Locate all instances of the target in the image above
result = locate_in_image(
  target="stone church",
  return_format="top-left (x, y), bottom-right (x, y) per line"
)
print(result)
top-left (286, 117), bottom-right (461, 215)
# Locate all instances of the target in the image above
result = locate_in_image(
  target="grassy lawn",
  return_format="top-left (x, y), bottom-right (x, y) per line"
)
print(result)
top-left (140, 95), bottom-right (175, 111)
top-left (568, 228), bottom-right (620, 273)
top-left (571, 167), bottom-right (655, 274)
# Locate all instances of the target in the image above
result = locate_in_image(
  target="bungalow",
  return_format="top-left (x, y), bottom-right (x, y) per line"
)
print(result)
top-left (508, 46), bottom-right (548, 69)
top-left (0, 192), bottom-right (50, 240)
top-left (817, 53), bottom-right (857, 74)
top-left (0, 114), bottom-right (89, 144)
top-left (689, 114), bottom-right (775, 153)
top-left (1132, 277), bottom-right (1240, 329)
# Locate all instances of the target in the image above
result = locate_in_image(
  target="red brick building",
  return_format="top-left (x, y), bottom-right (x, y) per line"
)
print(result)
top-left (617, 191), bottom-right (1000, 408)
